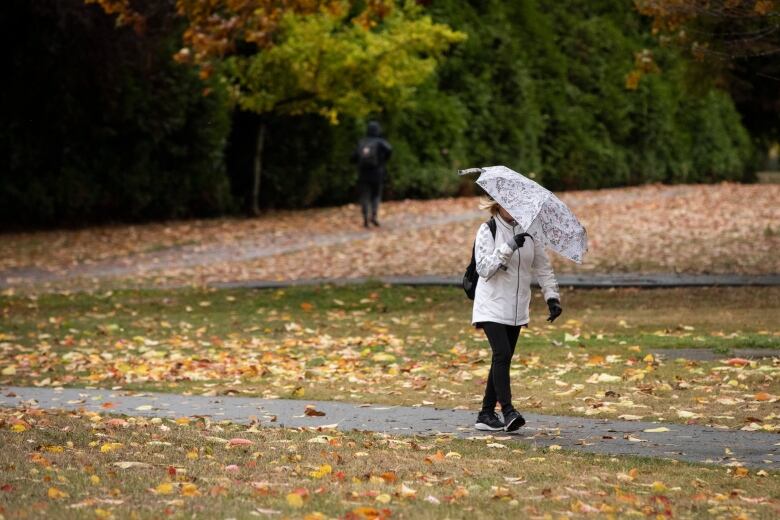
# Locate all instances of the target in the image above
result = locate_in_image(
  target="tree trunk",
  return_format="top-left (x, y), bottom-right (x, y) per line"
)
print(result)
top-left (251, 121), bottom-right (266, 216)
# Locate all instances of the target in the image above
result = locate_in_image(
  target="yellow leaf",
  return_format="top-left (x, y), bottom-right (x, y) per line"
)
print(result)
top-left (371, 352), bottom-right (396, 363)
top-left (186, 449), bottom-right (199, 460)
top-left (651, 481), bottom-right (667, 493)
top-left (309, 463), bottom-right (332, 479)
top-left (10, 423), bottom-right (26, 432)
top-left (375, 493), bottom-right (391, 504)
top-left (304, 514), bottom-right (326, 520)
top-left (154, 482), bottom-right (174, 495)
top-left (100, 442), bottom-right (123, 453)
top-left (734, 467), bottom-right (749, 477)
top-left (287, 493), bottom-right (304, 508)
top-left (90, 475), bottom-right (101, 485)
top-left (181, 483), bottom-right (200, 497)
top-left (48, 487), bottom-right (68, 499)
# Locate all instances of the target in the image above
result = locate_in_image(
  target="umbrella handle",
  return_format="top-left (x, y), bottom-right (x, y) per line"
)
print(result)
top-left (458, 168), bottom-right (484, 176)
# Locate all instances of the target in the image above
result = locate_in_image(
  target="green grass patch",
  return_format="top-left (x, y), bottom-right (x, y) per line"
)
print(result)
top-left (1, 285), bottom-right (778, 429)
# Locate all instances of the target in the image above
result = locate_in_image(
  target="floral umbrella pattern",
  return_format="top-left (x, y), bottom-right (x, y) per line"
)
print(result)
top-left (460, 165), bottom-right (588, 263)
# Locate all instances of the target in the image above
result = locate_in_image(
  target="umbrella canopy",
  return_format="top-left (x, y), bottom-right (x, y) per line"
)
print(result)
top-left (459, 165), bottom-right (588, 263)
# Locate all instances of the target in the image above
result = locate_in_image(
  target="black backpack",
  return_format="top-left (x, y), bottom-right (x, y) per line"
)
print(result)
top-left (358, 139), bottom-right (381, 168)
top-left (463, 218), bottom-right (497, 300)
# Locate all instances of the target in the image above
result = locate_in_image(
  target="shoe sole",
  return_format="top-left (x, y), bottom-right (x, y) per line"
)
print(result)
top-left (504, 416), bottom-right (526, 432)
top-left (474, 422), bottom-right (505, 432)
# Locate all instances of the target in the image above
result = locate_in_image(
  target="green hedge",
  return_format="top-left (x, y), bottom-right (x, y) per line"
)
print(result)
top-left (233, 0), bottom-right (752, 210)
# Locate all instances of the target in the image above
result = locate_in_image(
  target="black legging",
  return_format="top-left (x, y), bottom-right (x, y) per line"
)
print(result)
top-left (359, 180), bottom-right (382, 223)
top-left (479, 322), bottom-right (523, 414)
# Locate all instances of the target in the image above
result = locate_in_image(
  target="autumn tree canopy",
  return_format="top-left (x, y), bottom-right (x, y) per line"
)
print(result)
top-left (89, 0), bottom-right (465, 214)
top-left (635, 0), bottom-right (780, 142)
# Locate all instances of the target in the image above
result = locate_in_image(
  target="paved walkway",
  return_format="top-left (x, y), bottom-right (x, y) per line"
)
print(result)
top-left (0, 211), bottom-right (486, 288)
top-left (651, 348), bottom-right (780, 361)
top-left (2, 386), bottom-right (777, 469)
top-left (214, 273), bottom-right (780, 290)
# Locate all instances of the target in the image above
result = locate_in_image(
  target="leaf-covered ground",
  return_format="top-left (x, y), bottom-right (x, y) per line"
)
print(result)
top-left (1, 183), bottom-right (778, 291)
top-left (1, 407), bottom-right (778, 520)
top-left (2, 285), bottom-right (778, 430)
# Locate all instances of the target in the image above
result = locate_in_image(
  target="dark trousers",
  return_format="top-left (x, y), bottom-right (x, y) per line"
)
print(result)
top-left (479, 322), bottom-right (522, 414)
top-left (359, 180), bottom-right (382, 223)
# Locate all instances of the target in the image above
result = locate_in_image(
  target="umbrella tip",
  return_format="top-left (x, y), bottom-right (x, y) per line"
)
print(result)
top-left (458, 167), bottom-right (484, 176)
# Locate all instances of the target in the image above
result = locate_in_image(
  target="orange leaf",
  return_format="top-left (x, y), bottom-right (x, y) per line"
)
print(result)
top-left (754, 392), bottom-right (771, 401)
top-left (228, 438), bottom-right (254, 446)
top-left (304, 405), bottom-right (326, 417)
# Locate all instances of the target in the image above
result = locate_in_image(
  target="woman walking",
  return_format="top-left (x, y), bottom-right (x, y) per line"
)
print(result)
top-left (472, 197), bottom-right (562, 432)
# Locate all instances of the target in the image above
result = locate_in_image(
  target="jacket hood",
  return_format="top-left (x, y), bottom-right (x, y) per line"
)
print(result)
top-left (366, 121), bottom-right (382, 137)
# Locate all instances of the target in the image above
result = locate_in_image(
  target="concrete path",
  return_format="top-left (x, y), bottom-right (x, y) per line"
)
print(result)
top-left (0, 211), bottom-right (485, 288)
top-left (213, 273), bottom-right (780, 290)
top-left (651, 348), bottom-right (780, 362)
top-left (2, 386), bottom-right (777, 469)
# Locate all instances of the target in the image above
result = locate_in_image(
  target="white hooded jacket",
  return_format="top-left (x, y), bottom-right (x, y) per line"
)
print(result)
top-left (471, 213), bottom-right (560, 326)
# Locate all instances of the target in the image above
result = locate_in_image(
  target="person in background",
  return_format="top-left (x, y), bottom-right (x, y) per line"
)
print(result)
top-left (472, 197), bottom-right (562, 432)
top-left (352, 121), bottom-right (392, 228)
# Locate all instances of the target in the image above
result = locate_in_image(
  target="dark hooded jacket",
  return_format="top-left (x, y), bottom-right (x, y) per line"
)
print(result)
top-left (352, 121), bottom-right (392, 183)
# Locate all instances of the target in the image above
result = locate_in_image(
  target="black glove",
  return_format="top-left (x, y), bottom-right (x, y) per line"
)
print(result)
top-left (511, 233), bottom-right (532, 250)
top-left (546, 298), bottom-right (562, 322)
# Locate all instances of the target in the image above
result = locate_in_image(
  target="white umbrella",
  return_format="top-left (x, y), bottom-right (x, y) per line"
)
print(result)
top-left (459, 165), bottom-right (588, 263)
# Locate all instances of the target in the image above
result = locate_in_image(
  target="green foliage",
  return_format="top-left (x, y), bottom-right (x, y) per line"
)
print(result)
top-left (248, 0), bottom-right (753, 208)
top-left (0, 0), bottom-right (232, 227)
top-left (221, 2), bottom-right (466, 121)
top-left (3, 0), bottom-right (757, 225)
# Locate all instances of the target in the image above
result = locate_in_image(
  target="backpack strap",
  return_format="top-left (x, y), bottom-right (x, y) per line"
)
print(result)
top-left (487, 217), bottom-right (497, 239)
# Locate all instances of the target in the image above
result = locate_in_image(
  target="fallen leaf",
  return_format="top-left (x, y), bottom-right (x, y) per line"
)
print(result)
top-left (228, 438), bottom-right (254, 447)
top-left (181, 483), bottom-right (200, 497)
top-left (100, 442), bottom-right (123, 453)
top-left (153, 482), bottom-right (174, 495)
top-left (286, 492), bottom-right (304, 508)
top-left (113, 461), bottom-right (153, 469)
top-left (399, 484), bottom-right (417, 498)
top-left (304, 405), bottom-right (326, 417)
top-left (308, 464), bottom-right (332, 479)
top-left (48, 487), bottom-right (68, 499)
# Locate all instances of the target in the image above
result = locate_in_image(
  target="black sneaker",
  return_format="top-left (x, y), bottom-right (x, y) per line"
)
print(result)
top-left (503, 409), bottom-right (526, 432)
top-left (474, 411), bottom-right (505, 431)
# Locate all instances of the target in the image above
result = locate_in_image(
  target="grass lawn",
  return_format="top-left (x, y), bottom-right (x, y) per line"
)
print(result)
top-left (1, 285), bottom-right (778, 430)
top-left (0, 407), bottom-right (778, 519)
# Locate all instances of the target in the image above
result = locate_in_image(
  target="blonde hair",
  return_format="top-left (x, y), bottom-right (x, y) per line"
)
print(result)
top-left (479, 196), bottom-right (500, 216)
